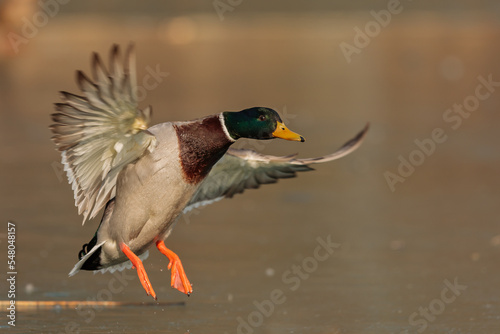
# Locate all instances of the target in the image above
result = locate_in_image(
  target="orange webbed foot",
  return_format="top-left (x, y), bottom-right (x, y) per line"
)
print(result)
top-left (120, 243), bottom-right (157, 300)
top-left (156, 240), bottom-right (193, 296)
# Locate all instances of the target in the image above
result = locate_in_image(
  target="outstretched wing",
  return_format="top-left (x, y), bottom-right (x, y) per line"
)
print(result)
top-left (50, 44), bottom-right (157, 224)
top-left (183, 123), bottom-right (369, 213)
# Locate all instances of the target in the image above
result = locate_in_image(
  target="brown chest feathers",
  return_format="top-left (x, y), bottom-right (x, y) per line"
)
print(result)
top-left (174, 115), bottom-right (233, 184)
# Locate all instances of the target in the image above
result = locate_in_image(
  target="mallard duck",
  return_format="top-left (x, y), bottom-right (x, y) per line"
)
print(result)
top-left (50, 44), bottom-right (368, 300)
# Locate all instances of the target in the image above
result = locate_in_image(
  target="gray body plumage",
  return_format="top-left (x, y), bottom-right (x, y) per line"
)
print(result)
top-left (95, 122), bottom-right (198, 268)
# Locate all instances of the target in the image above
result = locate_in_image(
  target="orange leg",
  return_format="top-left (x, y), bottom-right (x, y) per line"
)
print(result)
top-left (120, 243), bottom-right (157, 300)
top-left (156, 240), bottom-right (193, 296)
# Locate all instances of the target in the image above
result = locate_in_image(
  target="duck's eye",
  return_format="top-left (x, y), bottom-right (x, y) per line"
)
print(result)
top-left (258, 115), bottom-right (266, 121)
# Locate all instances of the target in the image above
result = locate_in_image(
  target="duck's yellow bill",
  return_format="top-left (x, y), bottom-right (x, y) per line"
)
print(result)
top-left (273, 121), bottom-right (305, 142)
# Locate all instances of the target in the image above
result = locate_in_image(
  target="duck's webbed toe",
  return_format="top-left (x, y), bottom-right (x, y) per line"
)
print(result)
top-left (156, 240), bottom-right (193, 296)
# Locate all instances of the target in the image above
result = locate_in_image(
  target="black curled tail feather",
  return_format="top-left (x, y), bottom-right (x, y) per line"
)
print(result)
top-left (68, 239), bottom-right (106, 276)
top-left (80, 242), bottom-right (103, 270)
top-left (78, 234), bottom-right (98, 260)
top-left (77, 232), bottom-right (103, 271)
top-left (74, 199), bottom-right (115, 272)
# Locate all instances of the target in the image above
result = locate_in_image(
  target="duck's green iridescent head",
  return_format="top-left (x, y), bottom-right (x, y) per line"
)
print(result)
top-left (222, 107), bottom-right (305, 142)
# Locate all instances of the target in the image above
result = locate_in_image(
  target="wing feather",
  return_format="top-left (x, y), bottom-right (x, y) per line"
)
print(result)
top-left (183, 123), bottom-right (369, 213)
top-left (50, 44), bottom-right (156, 224)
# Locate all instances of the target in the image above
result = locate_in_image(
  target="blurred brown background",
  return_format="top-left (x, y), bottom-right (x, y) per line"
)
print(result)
top-left (1, 1), bottom-right (500, 333)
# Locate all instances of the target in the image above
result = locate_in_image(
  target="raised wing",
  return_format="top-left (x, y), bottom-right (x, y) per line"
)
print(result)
top-left (183, 123), bottom-right (369, 213)
top-left (50, 44), bottom-right (157, 224)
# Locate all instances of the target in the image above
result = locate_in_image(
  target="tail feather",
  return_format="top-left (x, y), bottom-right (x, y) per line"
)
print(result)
top-left (69, 241), bottom-right (106, 277)
top-left (68, 198), bottom-right (151, 276)
top-left (69, 198), bottom-right (113, 276)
